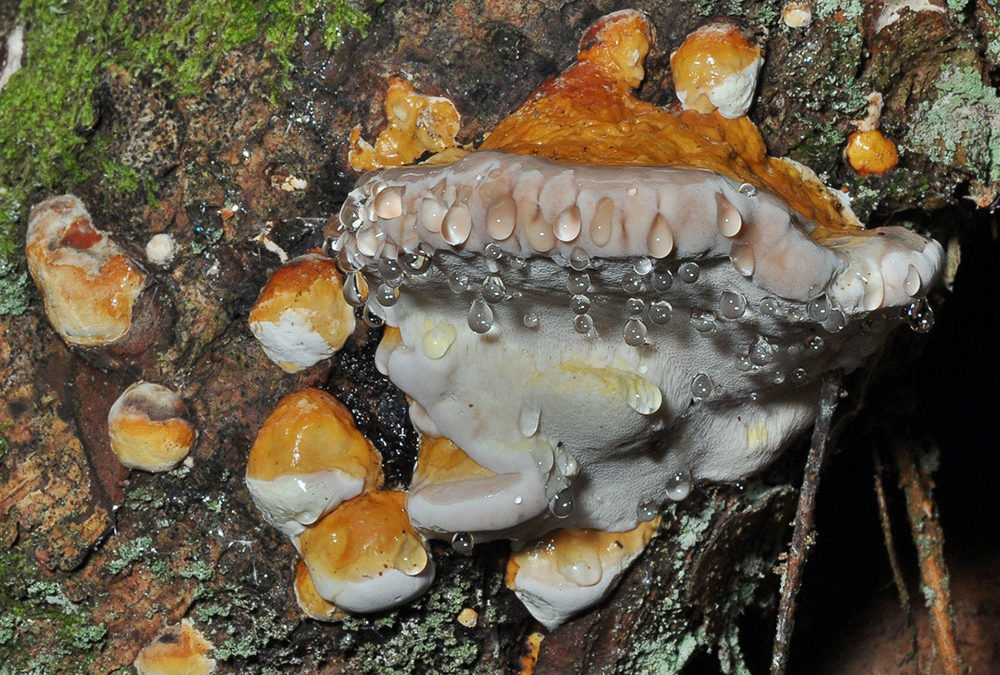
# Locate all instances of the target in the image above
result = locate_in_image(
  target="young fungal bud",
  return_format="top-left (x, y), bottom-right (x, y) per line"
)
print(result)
top-left (133, 619), bottom-right (216, 675)
top-left (245, 388), bottom-right (383, 538)
top-left (248, 253), bottom-right (356, 373)
top-left (26, 194), bottom-right (147, 347)
top-left (670, 22), bottom-right (763, 119)
top-left (296, 490), bottom-right (435, 613)
top-left (108, 382), bottom-right (196, 472)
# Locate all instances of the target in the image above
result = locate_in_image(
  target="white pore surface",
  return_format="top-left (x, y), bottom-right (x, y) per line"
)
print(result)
top-left (334, 150), bottom-right (944, 544)
top-left (306, 557), bottom-right (436, 614)
top-left (250, 308), bottom-right (335, 372)
top-left (246, 471), bottom-right (365, 538)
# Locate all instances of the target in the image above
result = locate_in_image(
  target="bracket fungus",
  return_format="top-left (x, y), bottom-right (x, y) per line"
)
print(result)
top-left (26, 194), bottom-right (147, 347)
top-left (108, 382), bottom-right (196, 472)
top-left (248, 10), bottom-right (944, 627)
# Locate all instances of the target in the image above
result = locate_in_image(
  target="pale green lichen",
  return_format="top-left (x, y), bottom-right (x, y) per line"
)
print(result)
top-left (904, 65), bottom-right (1000, 183)
top-left (815, 0), bottom-right (864, 19)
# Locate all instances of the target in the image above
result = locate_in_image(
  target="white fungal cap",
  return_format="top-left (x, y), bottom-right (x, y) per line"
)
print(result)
top-left (331, 149), bottom-right (943, 545)
top-left (108, 382), bottom-right (196, 472)
top-left (506, 519), bottom-right (658, 629)
top-left (249, 253), bottom-right (356, 373)
top-left (296, 490), bottom-right (435, 613)
top-left (670, 22), bottom-right (764, 119)
top-left (246, 388), bottom-right (383, 538)
top-left (26, 194), bottom-right (147, 347)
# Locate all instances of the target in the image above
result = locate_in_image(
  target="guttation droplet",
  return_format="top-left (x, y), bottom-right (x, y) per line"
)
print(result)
top-left (569, 246), bottom-right (590, 271)
top-left (806, 335), bottom-right (825, 351)
top-left (567, 271), bottom-right (590, 294)
top-left (902, 298), bottom-right (935, 334)
top-left (482, 275), bottom-right (506, 303)
top-left (549, 488), bottom-right (575, 518)
top-left (678, 261), bottom-right (700, 283)
top-left (451, 531), bottom-right (475, 555)
top-left (574, 314), bottom-right (594, 335)
top-left (623, 318), bottom-right (648, 346)
top-left (690, 309), bottom-right (716, 333)
top-left (377, 258), bottom-right (403, 283)
top-left (648, 300), bottom-right (672, 325)
top-left (749, 336), bottom-right (776, 365)
top-left (719, 290), bottom-right (747, 319)
top-left (822, 309), bottom-right (847, 333)
top-left (791, 367), bottom-right (808, 384)
top-left (807, 294), bottom-right (831, 322)
top-left (484, 242), bottom-right (503, 260)
top-left (666, 470), bottom-right (692, 501)
top-left (626, 297), bottom-right (644, 316)
top-left (362, 305), bottom-right (385, 328)
top-left (523, 312), bottom-right (540, 328)
top-left (637, 501), bottom-right (659, 522)
top-left (691, 373), bottom-right (713, 399)
top-left (650, 270), bottom-right (673, 292)
top-left (625, 377), bottom-right (663, 415)
top-left (634, 257), bottom-right (653, 275)
top-left (344, 270), bottom-right (369, 307)
top-left (622, 271), bottom-right (643, 294)
top-left (570, 294), bottom-right (591, 315)
top-left (468, 297), bottom-right (494, 334)
top-left (401, 251), bottom-right (431, 274)
top-left (518, 400), bottom-right (541, 437)
top-left (759, 297), bottom-right (781, 317)
top-left (738, 183), bottom-right (758, 198)
top-left (375, 282), bottom-right (399, 307)
top-left (448, 272), bottom-right (469, 293)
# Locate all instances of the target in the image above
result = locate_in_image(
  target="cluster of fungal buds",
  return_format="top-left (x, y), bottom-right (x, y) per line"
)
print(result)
top-left (245, 388), bottom-right (433, 616)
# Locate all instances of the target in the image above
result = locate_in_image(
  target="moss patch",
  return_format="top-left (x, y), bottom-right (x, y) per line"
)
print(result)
top-left (0, 0), bottom-right (378, 315)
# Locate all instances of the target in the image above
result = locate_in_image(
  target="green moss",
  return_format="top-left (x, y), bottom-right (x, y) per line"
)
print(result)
top-left (904, 65), bottom-right (1000, 183)
top-left (0, 0), bottom-right (379, 315)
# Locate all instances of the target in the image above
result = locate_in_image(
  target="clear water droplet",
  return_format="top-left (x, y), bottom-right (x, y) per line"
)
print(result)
top-left (637, 501), bottom-right (659, 522)
top-left (377, 257), bottom-right (404, 283)
top-left (570, 294), bottom-right (591, 315)
top-left (448, 272), bottom-right (469, 293)
top-left (735, 355), bottom-right (753, 371)
top-left (468, 297), bottom-right (494, 333)
top-left (904, 264), bottom-right (922, 297)
top-left (625, 377), bottom-right (662, 414)
top-left (678, 261), bottom-right (700, 283)
top-left (738, 183), bottom-right (758, 197)
top-left (343, 270), bottom-right (369, 307)
top-left (759, 297), bottom-right (781, 317)
top-left (623, 318), bottom-right (648, 346)
top-left (451, 531), bottom-right (474, 555)
top-left (422, 321), bottom-right (457, 359)
top-left (650, 270), bottom-right (674, 292)
top-left (791, 367), bottom-right (808, 384)
top-left (573, 313), bottom-right (594, 334)
top-left (772, 371), bottom-right (786, 385)
top-left (510, 256), bottom-right (527, 270)
top-left (690, 308), bottom-right (716, 333)
top-left (749, 336), bottom-right (776, 366)
top-left (807, 294), bottom-right (831, 322)
top-left (569, 246), bottom-right (591, 271)
top-left (401, 251), bottom-right (431, 274)
top-left (482, 275), bottom-right (506, 303)
top-left (625, 297), bottom-right (645, 316)
top-left (375, 282), bottom-right (399, 307)
top-left (822, 309), bottom-right (847, 333)
top-left (902, 298), bottom-right (935, 333)
top-left (633, 257), bottom-right (653, 275)
top-left (719, 290), bottom-right (747, 319)
top-left (666, 470), bottom-right (692, 501)
top-left (518, 400), bottom-right (541, 437)
top-left (648, 300), bottom-right (673, 325)
top-left (523, 312), bottom-right (540, 328)
top-left (806, 335), bottom-right (824, 351)
top-left (362, 305), bottom-right (385, 328)
top-left (549, 488), bottom-right (575, 518)
top-left (485, 242), bottom-right (503, 259)
top-left (567, 271), bottom-right (590, 294)
top-left (322, 236), bottom-right (337, 258)
top-left (622, 271), bottom-right (643, 294)
top-left (691, 373), bottom-right (713, 399)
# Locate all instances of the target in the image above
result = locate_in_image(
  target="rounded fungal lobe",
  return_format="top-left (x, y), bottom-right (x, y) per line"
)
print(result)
top-left (669, 22), bottom-right (763, 119)
top-left (294, 560), bottom-right (347, 622)
top-left (248, 253), bottom-right (355, 373)
top-left (296, 490), bottom-right (435, 613)
top-left (108, 382), bottom-right (196, 472)
top-left (246, 388), bottom-right (383, 538)
top-left (26, 194), bottom-right (147, 347)
top-left (133, 619), bottom-right (216, 675)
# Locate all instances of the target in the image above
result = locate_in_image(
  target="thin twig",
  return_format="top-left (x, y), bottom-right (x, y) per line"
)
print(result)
top-left (891, 440), bottom-right (968, 675)
top-left (872, 450), bottom-right (919, 666)
top-left (769, 371), bottom-right (842, 675)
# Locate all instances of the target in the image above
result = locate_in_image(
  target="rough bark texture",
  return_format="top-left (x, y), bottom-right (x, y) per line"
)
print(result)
top-left (1, 1), bottom-right (998, 673)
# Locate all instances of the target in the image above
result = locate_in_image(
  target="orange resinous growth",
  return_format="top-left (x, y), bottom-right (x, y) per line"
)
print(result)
top-left (477, 11), bottom-right (857, 235)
